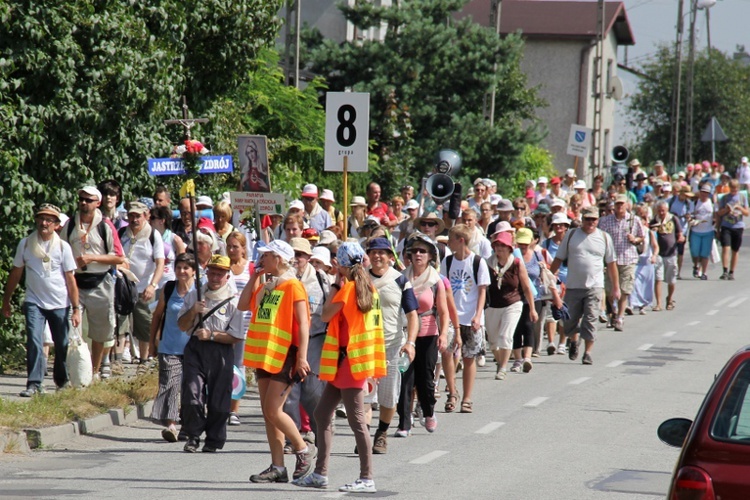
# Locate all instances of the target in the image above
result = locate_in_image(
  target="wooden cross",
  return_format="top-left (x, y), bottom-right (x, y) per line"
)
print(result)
top-left (163, 95), bottom-right (209, 140)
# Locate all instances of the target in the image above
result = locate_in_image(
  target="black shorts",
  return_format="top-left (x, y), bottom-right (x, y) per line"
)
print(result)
top-left (676, 241), bottom-right (685, 256)
top-left (720, 227), bottom-right (744, 252)
top-left (255, 345), bottom-right (298, 383)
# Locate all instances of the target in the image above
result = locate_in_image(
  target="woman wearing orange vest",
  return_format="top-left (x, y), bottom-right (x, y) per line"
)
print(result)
top-left (293, 241), bottom-right (386, 493)
top-left (240, 240), bottom-right (317, 484)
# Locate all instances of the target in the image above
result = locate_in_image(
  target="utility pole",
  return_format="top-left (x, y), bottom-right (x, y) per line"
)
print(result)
top-left (684, 0), bottom-right (697, 163)
top-left (669, 0), bottom-right (686, 168)
top-left (590, 0), bottom-right (605, 176)
top-left (284, 0), bottom-right (301, 88)
top-left (488, 0), bottom-right (502, 127)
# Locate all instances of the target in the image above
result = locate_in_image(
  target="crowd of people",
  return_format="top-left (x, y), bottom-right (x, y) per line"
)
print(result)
top-left (2, 155), bottom-right (748, 492)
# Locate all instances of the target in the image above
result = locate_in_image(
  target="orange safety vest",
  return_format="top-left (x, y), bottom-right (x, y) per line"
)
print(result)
top-left (319, 282), bottom-right (387, 382)
top-left (244, 279), bottom-right (308, 374)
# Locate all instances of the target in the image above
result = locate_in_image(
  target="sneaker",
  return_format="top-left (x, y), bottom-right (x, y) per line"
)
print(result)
top-left (614, 318), bottom-right (624, 332)
top-left (568, 340), bottom-right (580, 361)
top-left (510, 360), bottom-right (522, 373)
top-left (202, 445), bottom-right (217, 453)
top-left (177, 429), bottom-right (188, 442)
top-left (394, 429), bottom-right (411, 438)
top-left (582, 353), bottom-right (593, 365)
top-left (624, 307), bottom-right (634, 316)
top-left (598, 313), bottom-right (608, 324)
top-left (183, 438), bottom-right (200, 453)
top-left (477, 355), bottom-right (486, 367)
top-left (293, 472), bottom-right (328, 488)
top-left (293, 443), bottom-right (317, 480)
top-left (372, 429), bottom-right (388, 454)
top-left (728, 272), bottom-right (735, 281)
top-left (18, 385), bottom-right (44, 397)
top-left (121, 348), bottom-right (132, 364)
top-left (283, 443), bottom-right (294, 454)
top-left (700, 274), bottom-right (708, 281)
top-left (693, 267), bottom-right (700, 278)
top-left (606, 315), bottom-right (614, 329)
top-left (639, 307), bottom-right (647, 316)
top-left (556, 344), bottom-right (567, 355)
top-left (302, 431), bottom-right (315, 445)
top-left (415, 405), bottom-right (424, 427)
top-left (250, 465), bottom-right (289, 483)
top-left (522, 359), bottom-right (533, 373)
top-left (425, 415), bottom-right (437, 433)
top-left (495, 368), bottom-right (506, 380)
top-left (720, 271), bottom-right (728, 280)
top-left (161, 427), bottom-right (178, 443)
top-left (100, 362), bottom-right (111, 379)
top-left (339, 478), bottom-right (376, 493)
top-left (335, 405), bottom-right (347, 418)
top-left (547, 343), bottom-right (557, 356)
top-left (228, 412), bottom-right (241, 426)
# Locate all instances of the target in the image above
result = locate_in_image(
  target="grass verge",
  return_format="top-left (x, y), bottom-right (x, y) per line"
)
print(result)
top-left (0, 371), bottom-right (158, 431)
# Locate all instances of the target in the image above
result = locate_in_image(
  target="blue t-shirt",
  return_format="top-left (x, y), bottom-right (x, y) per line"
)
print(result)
top-left (542, 238), bottom-right (568, 284)
top-left (631, 184), bottom-right (653, 203)
top-left (719, 192), bottom-right (747, 229)
top-left (158, 283), bottom-right (194, 355)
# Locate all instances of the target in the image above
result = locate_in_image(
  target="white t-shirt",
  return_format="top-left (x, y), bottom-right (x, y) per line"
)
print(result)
top-left (120, 227), bottom-right (164, 293)
top-left (441, 252), bottom-right (490, 326)
top-left (555, 228), bottom-right (615, 289)
top-left (13, 236), bottom-right (77, 310)
top-left (692, 199), bottom-right (714, 233)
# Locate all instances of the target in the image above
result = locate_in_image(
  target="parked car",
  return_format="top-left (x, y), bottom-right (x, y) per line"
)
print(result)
top-left (658, 345), bottom-right (750, 499)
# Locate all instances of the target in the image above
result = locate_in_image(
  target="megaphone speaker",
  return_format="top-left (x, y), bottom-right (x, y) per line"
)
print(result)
top-left (425, 173), bottom-right (455, 204)
top-left (611, 145), bottom-right (629, 164)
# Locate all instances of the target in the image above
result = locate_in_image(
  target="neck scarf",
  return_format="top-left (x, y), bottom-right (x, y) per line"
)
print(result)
top-left (405, 264), bottom-right (440, 298)
top-left (27, 230), bottom-right (61, 273)
top-left (71, 209), bottom-right (103, 254)
top-left (204, 281), bottom-right (234, 301)
top-left (487, 253), bottom-right (514, 290)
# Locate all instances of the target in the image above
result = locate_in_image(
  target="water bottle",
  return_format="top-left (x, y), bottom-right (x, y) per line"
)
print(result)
top-left (397, 352), bottom-right (411, 373)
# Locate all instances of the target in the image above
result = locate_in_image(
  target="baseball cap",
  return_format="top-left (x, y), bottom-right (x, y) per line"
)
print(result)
top-left (366, 237), bottom-right (393, 254)
top-left (614, 194), bottom-right (629, 204)
top-left (257, 240), bottom-right (295, 262)
top-left (537, 176), bottom-right (548, 184)
top-left (35, 203), bottom-right (62, 221)
top-left (515, 228), bottom-right (533, 245)
top-left (301, 184), bottom-right (318, 198)
top-left (196, 195), bottom-right (213, 208)
top-left (79, 186), bottom-right (102, 200)
top-left (629, 159), bottom-right (641, 167)
top-left (662, 183), bottom-right (673, 192)
top-left (289, 200), bottom-right (305, 211)
top-left (550, 198), bottom-right (566, 208)
top-left (582, 206), bottom-right (600, 219)
top-left (565, 168), bottom-right (576, 178)
top-left (550, 213), bottom-right (571, 226)
top-left (302, 227), bottom-right (320, 242)
top-left (405, 199), bottom-right (419, 210)
top-left (700, 184), bottom-right (712, 193)
top-left (550, 177), bottom-right (562, 185)
top-left (742, 156), bottom-right (748, 163)
top-left (207, 255), bottom-right (230, 270)
top-left (319, 189), bottom-right (335, 202)
top-left (654, 160), bottom-right (665, 167)
top-left (127, 201), bottom-right (149, 215)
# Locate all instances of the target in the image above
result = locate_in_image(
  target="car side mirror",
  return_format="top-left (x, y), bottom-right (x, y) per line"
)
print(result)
top-left (658, 418), bottom-right (693, 448)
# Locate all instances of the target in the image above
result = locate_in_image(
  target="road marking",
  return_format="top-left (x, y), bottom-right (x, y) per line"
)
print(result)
top-left (638, 344), bottom-right (653, 351)
top-left (715, 296), bottom-right (736, 307)
top-left (686, 321), bottom-right (700, 326)
top-left (729, 297), bottom-right (748, 308)
top-left (410, 450), bottom-right (449, 464)
top-left (524, 397), bottom-right (549, 408)
top-left (706, 310), bottom-right (719, 316)
top-left (607, 360), bottom-right (624, 367)
top-left (569, 377), bottom-right (591, 385)
top-left (663, 331), bottom-right (677, 337)
top-left (475, 422), bottom-right (505, 434)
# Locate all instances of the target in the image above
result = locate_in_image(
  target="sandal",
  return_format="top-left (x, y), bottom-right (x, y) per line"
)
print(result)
top-left (460, 400), bottom-right (473, 413)
top-left (667, 300), bottom-right (676, 311)
top-left (445, 393), bottom-right (458, 413)
top-left (652, 306), bottom-right (663, 312)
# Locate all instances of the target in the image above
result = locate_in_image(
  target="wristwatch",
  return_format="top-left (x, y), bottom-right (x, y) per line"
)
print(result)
top-left (149, 282), bottom-right (158, 288)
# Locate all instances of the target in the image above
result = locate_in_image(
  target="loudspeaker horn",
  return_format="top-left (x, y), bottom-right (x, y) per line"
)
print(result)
top-left (425, 173), bottom-right (455, 204)
top-left (611, 145), bottom-right (629, 164)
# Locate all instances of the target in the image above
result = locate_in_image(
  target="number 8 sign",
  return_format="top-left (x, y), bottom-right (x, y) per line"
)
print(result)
top-left (325, 92), bottom-right (370, 172)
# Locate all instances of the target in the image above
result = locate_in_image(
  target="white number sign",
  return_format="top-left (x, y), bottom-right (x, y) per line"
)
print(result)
top-left (324, 92), bottom-right (370, 172)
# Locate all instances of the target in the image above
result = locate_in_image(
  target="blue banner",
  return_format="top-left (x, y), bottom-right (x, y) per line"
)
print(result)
top-left (147, 155), bottom-right (234, 176)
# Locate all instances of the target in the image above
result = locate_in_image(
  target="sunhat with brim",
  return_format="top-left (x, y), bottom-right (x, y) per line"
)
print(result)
top-left (515, 228), bottom-right (533, 245)
top-left (350, 196), bottom-right (367, 207)
top-left (207, 255), bottom-right (230, 271)
top-left (550, 213), bottom-right (571, 226)
top-left (414, 212), bottom-right (445, 234)
top-left (366, 237), bottom-right (393, 254)
top-left (405, 231), bottom-right (438, 257)
top-left (310, 246), bottom-right (332, 268)
top-left (289, 237), bottom-right (312, 256)
top-left (318, 230), bottom-right (337, 246)
top-left (35, 203), bottom-right (62, 222)
top-left (257, 240), bottom-right (295, 262)
top-left (491, 231), bottom-right (514, 249)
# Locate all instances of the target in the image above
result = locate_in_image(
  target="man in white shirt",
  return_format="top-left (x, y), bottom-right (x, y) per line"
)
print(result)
top-left (737, 156), bottom-right (750, 192)
top-left (119, 201), bottom-right (164, 365)
top-left (3, 204), bottom-right (81, 395)
top-left (441, 224), bottom-right (490, 413)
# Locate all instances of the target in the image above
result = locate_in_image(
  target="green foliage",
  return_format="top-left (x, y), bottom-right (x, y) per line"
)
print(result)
top-left (628, 44), bottom-right (750, 166)
top-left (304, 0), bottom-right (545, 199)
top-left (0, 0), bottom-right (281, 369)
top-left (500, 144), bottom-right (556, 201)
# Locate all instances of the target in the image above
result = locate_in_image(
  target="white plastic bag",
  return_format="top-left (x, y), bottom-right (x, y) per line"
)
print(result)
top-left (710, 239), bottom-right (721, 264)
top-left (67, 326), bottom-right (93, 388)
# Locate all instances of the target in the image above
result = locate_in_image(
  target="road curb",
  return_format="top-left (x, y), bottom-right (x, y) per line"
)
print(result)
top-left (17, 400), bottom-right (152, 450)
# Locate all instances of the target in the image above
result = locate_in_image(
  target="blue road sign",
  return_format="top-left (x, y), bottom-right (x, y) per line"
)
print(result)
top-left (147, 155), bottom-right (233, 176)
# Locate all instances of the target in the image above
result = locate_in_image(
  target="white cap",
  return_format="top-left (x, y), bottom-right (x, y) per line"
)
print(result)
top-left (742, 156), bottom-right (748, 163)
top-left (473, 178), bottom-right (487, 187)
top-left (257, 240), bottom-right (295, 262)
top-left (551, 213), bottom-right (571, 225)
top-left (490, 221), bottom-right (515, 235)
top-left (662, 183), bottom-right (673, 192)
top-left (319, 189), bottom-right (335, 202)
top-left (551, 198), bottom-right (566, 208)
top-left (537, 176), bottom-right (548, 184)
top-left (318, 230), bottom-right (337, 246)
top-left (350, 196), bottom-right (367, 207)
top-left (573, 180), bottom-right (586, 190)
top-left (78, 186), bottom-right (102, 200)
top-left (565, 168), bottom-right (576, 178)
top-left (289, 200), bottom-right (304, 211)
top-left (310, 246), bottom-right (332, 268)
top-left (196, 195), bottom-right (213, 208)
top-left (405, 199), bottom-right (419, 210)
top-left (301, 184), bottom-right (318, 198)
top-left (484, 178), bottom-right (496, 187)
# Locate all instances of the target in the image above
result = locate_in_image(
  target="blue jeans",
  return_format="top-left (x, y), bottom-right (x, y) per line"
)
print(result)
top-left (22, 302), bottom-right (70, 388)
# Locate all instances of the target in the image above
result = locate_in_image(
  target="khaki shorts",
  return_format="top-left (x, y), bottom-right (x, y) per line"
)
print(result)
top-left (80, 273), bottom-right (116, 343)
top-left (131, 299), bottom-right (154, 342)
top-left (606, 264), bottom-right (636, 296)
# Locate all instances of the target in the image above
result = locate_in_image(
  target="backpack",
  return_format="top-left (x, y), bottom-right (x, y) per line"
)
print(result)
top-left (444, 253), bottom-right (482, 285)
top-left (114, 269), bottom-right (138, 316)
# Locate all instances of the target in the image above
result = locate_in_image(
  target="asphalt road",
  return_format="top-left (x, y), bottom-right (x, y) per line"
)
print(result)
top-left (1, 254), bottom-right (748, 500)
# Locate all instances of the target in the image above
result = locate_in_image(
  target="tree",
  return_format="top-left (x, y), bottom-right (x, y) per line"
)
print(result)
top-left (303, 0), bottom-right (545, 199)
top-left (627, 44), bottom-right (750, 167)
top-left (0, 0), bottom-right (281, 369)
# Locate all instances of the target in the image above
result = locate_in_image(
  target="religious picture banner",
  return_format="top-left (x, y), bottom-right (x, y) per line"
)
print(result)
top-left (238, 135), bottom-right (271, 192)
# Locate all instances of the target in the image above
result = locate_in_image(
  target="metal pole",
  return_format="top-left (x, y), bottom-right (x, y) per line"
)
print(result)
top-left (669, 0), bottom-right (685, 168)
top-left (295, 0), bottom-right (301, 89)
top-left (488, 0), bottom-right (502, 127)
top-left (684, 0), bottom-right (697, 162)
top-left (711, 119), bottom-right (716, 162)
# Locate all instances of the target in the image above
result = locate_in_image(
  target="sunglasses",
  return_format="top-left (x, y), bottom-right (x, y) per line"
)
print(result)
top-left (294, 251), bottom-right (308, 258)
top-left (409, 248), bottom-right (429, 255)
top-left (583, 217), bottom-right (598, 222)
top-left (150, 216), bottom-right (164, 221)
top-left (514, 206), bottom-right (525, 210)
top-left (420, 221), bottom-right (438, 227)
top-left (79, 197), bottom-right (97, 204)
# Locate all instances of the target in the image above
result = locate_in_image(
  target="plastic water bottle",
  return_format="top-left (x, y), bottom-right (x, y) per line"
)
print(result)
top-left (397, 352), bottom-right (411, 373)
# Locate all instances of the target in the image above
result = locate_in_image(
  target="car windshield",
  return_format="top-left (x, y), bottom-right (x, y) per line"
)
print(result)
top-left (711, 360), bottom-right (750, 443)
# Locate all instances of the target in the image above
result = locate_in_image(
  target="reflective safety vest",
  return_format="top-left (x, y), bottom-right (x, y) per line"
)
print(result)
top-left (319, 282), bottom-right (387, 382)
top-left (244, 279), bottom-right (308, 374)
